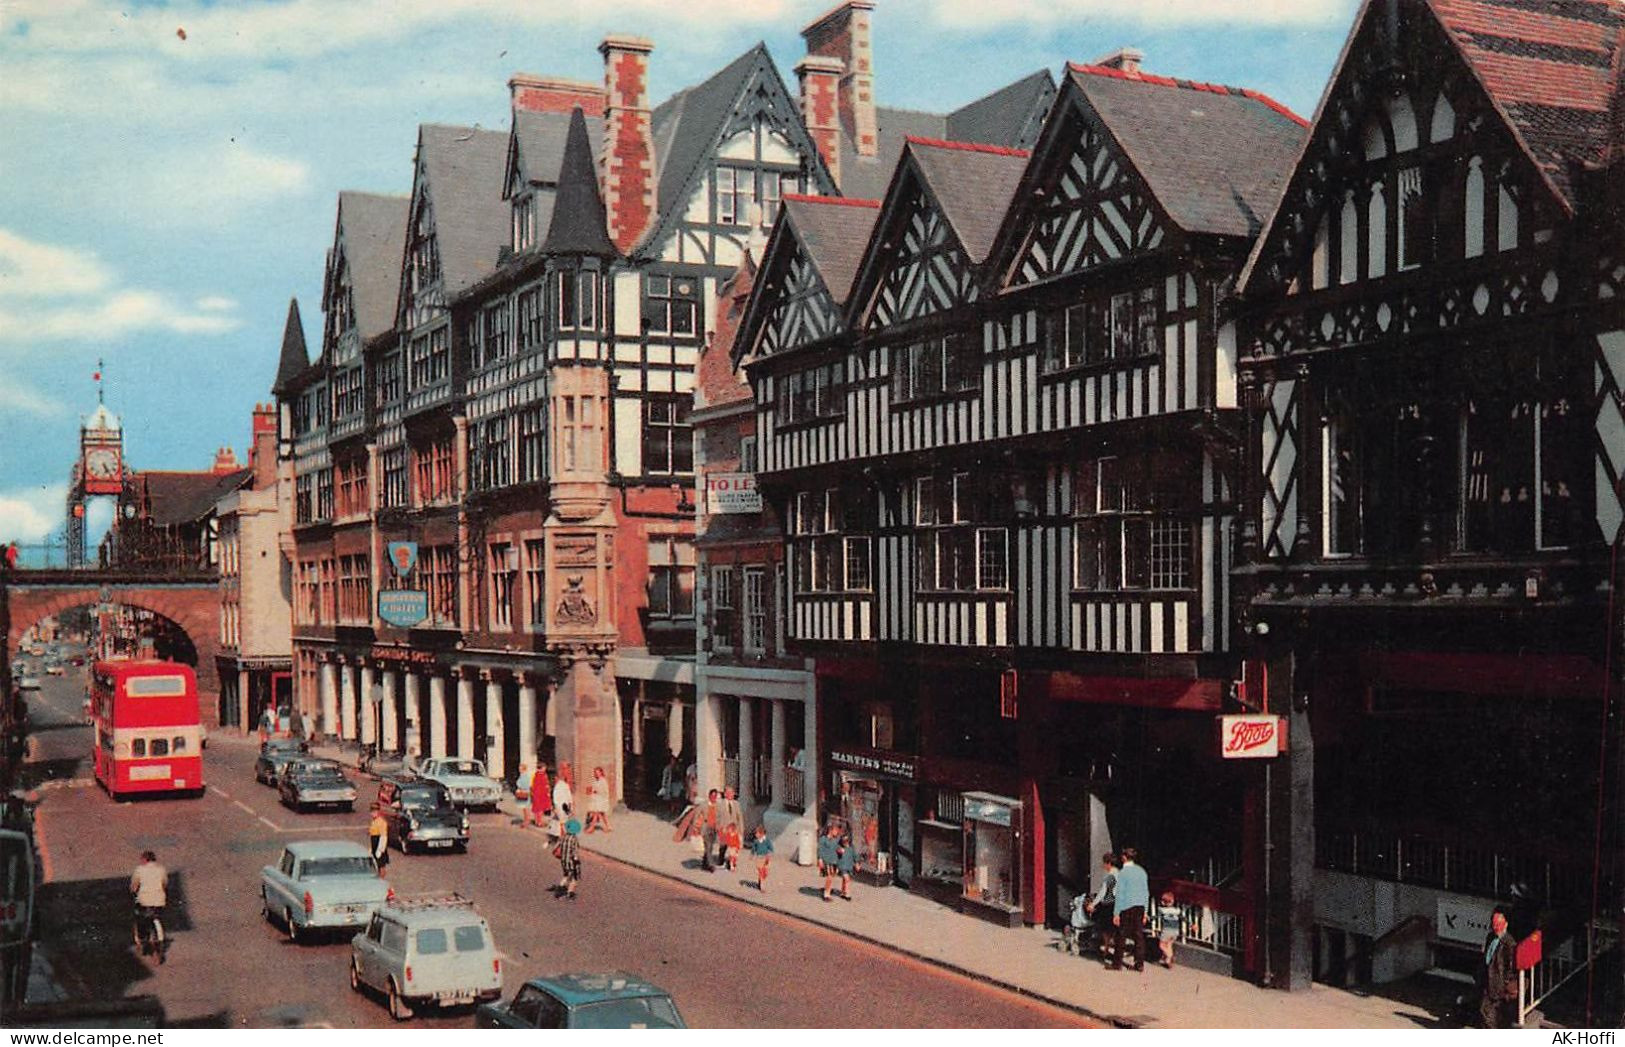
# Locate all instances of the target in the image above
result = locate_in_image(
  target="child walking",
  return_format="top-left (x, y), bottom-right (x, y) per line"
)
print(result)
top-left (553, 818), bottom-right (582, 900)
top-left (748, 825), bottom-right (774, 891)
top-left (721, 822), bottom-right (743, 871)
top-left (1157, 891), bottom-right (1181, 967)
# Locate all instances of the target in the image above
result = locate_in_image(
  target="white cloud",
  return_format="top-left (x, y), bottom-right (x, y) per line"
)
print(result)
top-left (0, 230), bottom-right (113, 299)
top-left (108, 141), bottom-right (312, 228)
top-left (195, 295), bottom-right (236, 312)
top-left (0, 289), bottom-right (240, 343)
top-left (0, 382), bottom-right (66, 419)
top-left (917, 0), bottom-right (1351, 27)
top-left (0, 483), bottom-right (66, 544)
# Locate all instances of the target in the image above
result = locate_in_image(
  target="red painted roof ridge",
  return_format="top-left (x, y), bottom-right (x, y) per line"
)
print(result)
top-left (1068, 62), bottom-right (1310, 128)
top-left (903, 135), bottom-right (1031, 158)
top-left (781, 193), bottom-right (882, 209)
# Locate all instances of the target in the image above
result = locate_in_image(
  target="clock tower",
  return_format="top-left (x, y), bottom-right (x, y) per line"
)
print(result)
top-left (81, 403), bottom-right (124, 496)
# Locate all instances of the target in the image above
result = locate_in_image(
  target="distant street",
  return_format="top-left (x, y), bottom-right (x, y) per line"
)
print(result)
top-left (20, 668), bottom-right (1091, 1029)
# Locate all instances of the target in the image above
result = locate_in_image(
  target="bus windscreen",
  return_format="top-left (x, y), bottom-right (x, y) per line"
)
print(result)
top-left (126, 676), bottom-right (187, 697)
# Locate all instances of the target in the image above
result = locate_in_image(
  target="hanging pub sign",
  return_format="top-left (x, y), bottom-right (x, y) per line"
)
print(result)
top-left (386, 541), bottom-right (419, 577)
top-left (377, 589), bottom-right (429, 628)
top-left (1218, 714), bottom-right (1287, 758)
top-left (705, 472), bottom-right (762, 514)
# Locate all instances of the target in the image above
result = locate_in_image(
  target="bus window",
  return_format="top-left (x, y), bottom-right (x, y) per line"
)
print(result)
top-left (127, 676), bottom-right (187, 698)
top-left (151, 739), bottom-right (169, 757)
top-left (172, 737), bottom-right (187, 754)
top-left (131, 739), bottom-right (146, 758)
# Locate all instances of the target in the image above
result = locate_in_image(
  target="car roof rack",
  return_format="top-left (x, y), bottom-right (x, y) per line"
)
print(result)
top-left (385, 890), bottom-right (475, 912)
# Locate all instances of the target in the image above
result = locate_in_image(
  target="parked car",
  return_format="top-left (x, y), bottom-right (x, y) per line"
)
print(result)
top-left (350, 893), bottom-right (502, 1020)
top-left (254, 737), bottom-right (310, 786)
top-left (278, 758), bottom-right (357, 812)
top-left (476, 974), bottom-right (685, 1029)
top-left (376, 777), bottom-right (470, 854)
top-left (260, 840), bottom-right (389, 942)
top-left (410, 757), bottom-right (502, 810)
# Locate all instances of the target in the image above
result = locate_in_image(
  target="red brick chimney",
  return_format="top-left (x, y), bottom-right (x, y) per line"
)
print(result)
top-left (212, 446), bottom-right (241, 476)
top-left (1093, 47), bottom-right (1144, 77)
top-left (796, 55), bottom-right (844, 190)
top-left (250, 402), bottom-right (277, 489)
top-left (509, 74), bottom-right (606, 117)
top-left (802, 1), bottom-right (877, 159)
top-left (599, 34), bottom-right (656, 255)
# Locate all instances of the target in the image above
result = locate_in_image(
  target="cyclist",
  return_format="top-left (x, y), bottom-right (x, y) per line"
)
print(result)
top-left (130, 850), bottom-right (168, 962)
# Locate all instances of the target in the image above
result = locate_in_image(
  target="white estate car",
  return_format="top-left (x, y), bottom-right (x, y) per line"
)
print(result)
top-left (350, 893), bottom-right (502, 1020)
top-left (410, 757), bottom-right (502, 810)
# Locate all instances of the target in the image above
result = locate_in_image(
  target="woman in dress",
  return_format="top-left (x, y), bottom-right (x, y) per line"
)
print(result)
top-left (584, 765), bottom-right (612, 833)
top-left (551, 761), bottom-right (574, 837)
top-left (524, 762), bottom-right (552, 830)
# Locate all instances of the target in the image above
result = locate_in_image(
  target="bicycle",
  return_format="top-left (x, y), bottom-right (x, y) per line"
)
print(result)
top-left (133, 904), bottom-right (167, 964)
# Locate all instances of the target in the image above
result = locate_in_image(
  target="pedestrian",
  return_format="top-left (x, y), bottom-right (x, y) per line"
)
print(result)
top-left (721, 822), bottom-right (742, 871)
top-left (1109, 847), bottom-right (1149, 971)
top-left (368, 804), bottom-right (390, 877)
top-left (749, 825), bottom-right (774, 891)
top-left (684, 761), bottom-right (698, 806)
top-left (835, 834), bottom-right (858, 901)
top-left (551, 762), bottom-right (575, 836)
top-left (699, 789), bottom-right (721, 872)
top-left (524, 762), bottom-right (552, 830)
top-left (818, 824), bottom-right (840, 898)
top-left (1156, 891), bottom-right (1181, 967)
top-left (657, 753), bottom-right (682, 813)
top-left (553, 818), bottom-right (582, 900)
top-left (258, 704), bottom-right (275, 745)
top-left (1478, 908), bottom-right (1519, 1028)
top-left (1084, 853), bottom-right (1119, 959)
top-left (584, 765), bottom-right (612, 833)
top-left (716, 787), bottom-right (743, 868)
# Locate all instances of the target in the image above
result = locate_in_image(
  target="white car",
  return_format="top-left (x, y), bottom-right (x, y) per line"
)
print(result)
top-left (411, 758), bottom-right (503, 810)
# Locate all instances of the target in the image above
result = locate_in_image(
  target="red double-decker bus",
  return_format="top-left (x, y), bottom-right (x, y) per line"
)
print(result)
top-left (91, 661), bottom-right (205, 799)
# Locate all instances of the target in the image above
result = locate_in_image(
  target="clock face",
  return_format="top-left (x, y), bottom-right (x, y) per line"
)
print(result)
top-left (85, 448), bottom-right (119, 479)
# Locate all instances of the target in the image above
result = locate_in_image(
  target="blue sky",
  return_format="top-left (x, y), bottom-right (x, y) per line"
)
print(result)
top-left (0, 0), bottom-right (1360, 545)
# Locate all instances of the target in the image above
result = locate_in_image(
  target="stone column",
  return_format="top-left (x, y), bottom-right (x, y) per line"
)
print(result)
top-left (696, 691), bottom-right (721, 798)
top-left (738, 696), bottom-right (755, 805)
top-left (802, 671), bottom-right (818, 820)
top-left (238, 668), bottom-right (252, 733)
top-left (428, 675), bottom-right (448, 758)
top-left (667, 698), bottom-right (683, 756)
top-left (404, 672), bottom-right (422, 759)
top-left (484, 672), bottom-right (505, 782)
top-left (381, 670), bottom-right (400, 752)
top-left (360, 664), bottom-right (377, 746)
top-left (457, 672), bottom-right (476, 761)
top-left (339, 661), bottom-right (357, 740)
top-left (320, 661), bottom-right (339, 739)
top-left (552, 657), bottom-right (619, 814)
top-left (517, 681), bottom-right (538, 775)
top-left (770, 698), bottom-right (787, 810)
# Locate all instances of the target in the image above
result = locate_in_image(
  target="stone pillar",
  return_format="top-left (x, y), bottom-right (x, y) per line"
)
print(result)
top-left (803, 670), bottom-right (819, 820)
top-left (457, 673), bottom-right (476, 761)
top-left (552, 657), bottom-right (620, 815)
top-left (238, 668), bottom-right (252, 734)
top-left (667, 698), bottom-right (683, 756)
top-left (770, 698), bottom-right (787, 810)
top-left (517, 681), bottom-right (538, 773)
top-left (404, 672), bottom-right (422, 759)
top-left (320, 661), bottom-right (339, 739)
top-left (360, 664), bottom-right (377, 746)
top-left (381, 670), bottom-right (400, 752)
top-left (339, 662), bottom-right (357, 740)
top-left (738, 696), bottom-right (755, 805)
top-left (484, 673), bottom-right (505, 782)
top-left (696, 691), bottom-right (722, 797)
top-left (428, 675), bottom-right (448, 758)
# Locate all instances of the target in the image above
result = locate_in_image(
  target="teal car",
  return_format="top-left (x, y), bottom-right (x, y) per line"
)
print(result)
top-left (476, 973), bottom-right (685, 1029)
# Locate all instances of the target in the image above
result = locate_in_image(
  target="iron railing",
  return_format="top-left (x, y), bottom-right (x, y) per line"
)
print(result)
top-left (1316, 828), bottom-right (1611, 903)
top-left (1519, 922), bottom-right (1617, 1027)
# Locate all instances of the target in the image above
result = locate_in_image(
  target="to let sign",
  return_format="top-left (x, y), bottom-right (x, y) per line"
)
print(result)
top-left (705, 473), bottom-right (761, 514)
top-left (1219, 714), bottom-right (1286, 759)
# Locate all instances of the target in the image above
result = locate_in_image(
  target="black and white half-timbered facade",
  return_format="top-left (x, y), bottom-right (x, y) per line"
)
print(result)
top-left (1236, 0), bottom-right (1625, 993)
top-left (740, 54), bottom-right (1305, 936)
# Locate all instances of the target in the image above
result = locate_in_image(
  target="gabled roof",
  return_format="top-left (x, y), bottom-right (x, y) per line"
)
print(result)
top-left (781, 195), bottom-right (881, 306)
top-left (904, 138), bottom-right (1031, 262)
top-left (837, 71), bottom-right (1056, 200)
top-left (541, 109), bottom-right (618, 257)
top-left (336, 192), bottom-right (408, 343)
top-left (1427, 0), bottom-right (1625, 209)
top-left (1065, 63), bottom-right (1308, 238)
top-left (271, 297), bottom-right (309, 396)
top-left (138, 469), bottom-right (252, 527)
top-left (508, 109), bottom-right (606, 197)
top-left (417, 124), bottom-right (511, 296)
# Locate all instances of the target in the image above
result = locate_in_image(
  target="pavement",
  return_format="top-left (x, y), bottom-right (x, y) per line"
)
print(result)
top-left (299, 735), bottom-right (1438, 1029)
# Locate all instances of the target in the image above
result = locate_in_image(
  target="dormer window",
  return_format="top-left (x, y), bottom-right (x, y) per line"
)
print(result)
top-left (513, 194), bottom-right (536, 252)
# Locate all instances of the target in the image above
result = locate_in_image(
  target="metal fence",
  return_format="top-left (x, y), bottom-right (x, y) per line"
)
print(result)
top-left (783, 767), bottom-right (806, 811)
top-left (1519, 923), bottom-right (1616, 1026)
top-left (1316, 829), bottom-right (1609, 903)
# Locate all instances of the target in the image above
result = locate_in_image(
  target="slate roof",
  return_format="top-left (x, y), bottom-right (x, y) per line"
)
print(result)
top-left (541, 109), bottom-right (617, 257)
top-left (781, 195), bottom-right (881, 305)
top-left (139, 469), bottom-right (252, 527)
top-left (1068, 64), bottom-right (1309, 238)
top-left (651, 46), bottom-right (773, 242)
top-left (271, 297), bottom-right (309, 396)
top-left (1426, 0), bottom-right (1625, 209)
top-left (337, 192), bottom-right (408, 343)
top-left (906, 138), bottom-right (1031, 262)
top-left (837, 71), bottom-right (1056, 200)
top-left (509, 110), bottom-right (606, 249)
top-left (418, 124), bottom-right (512, 296)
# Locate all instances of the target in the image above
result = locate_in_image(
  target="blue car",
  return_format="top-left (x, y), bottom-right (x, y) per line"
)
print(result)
top-left (475, 973), bottom-right (685, 1029)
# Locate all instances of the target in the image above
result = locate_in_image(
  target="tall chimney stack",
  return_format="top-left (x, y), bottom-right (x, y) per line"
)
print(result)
top-left (796, 56), bottom-right (844, 190)
top-left (509, 74), bottom-right (606, 117)
top-left (802, 1), bottom-right (877, 159)
top-left (599, 34), bottom-right (656, 255)
top-left (250, 402), bottom-right (277, 489)
top-left (1093, 47), bottom-right (1144, 78)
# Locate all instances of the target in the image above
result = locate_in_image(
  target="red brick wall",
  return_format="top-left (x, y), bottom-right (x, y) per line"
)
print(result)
top-left (511, 80), bottom-right (606, 117)
top-left (601, 42), bottom-right (655, 255)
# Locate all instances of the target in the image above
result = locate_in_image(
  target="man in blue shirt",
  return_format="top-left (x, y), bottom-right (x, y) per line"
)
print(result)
top-left (1110, 847), bottom-right (1150, 971)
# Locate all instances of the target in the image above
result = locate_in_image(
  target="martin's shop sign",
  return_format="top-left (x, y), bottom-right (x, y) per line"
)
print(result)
top-left (830, 747), bottom-right (918, 781)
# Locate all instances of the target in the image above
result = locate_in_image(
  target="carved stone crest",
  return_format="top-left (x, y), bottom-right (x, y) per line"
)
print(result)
top-left (555, 574), bottom-right (597, 626)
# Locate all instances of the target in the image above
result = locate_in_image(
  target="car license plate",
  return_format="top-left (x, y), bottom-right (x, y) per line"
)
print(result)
top-left (427, 839), bottom-right (452, 849)
top-left (336, 903), bottom-right (365, 913)
top-left (436, 992), bottom-right (474, 1005)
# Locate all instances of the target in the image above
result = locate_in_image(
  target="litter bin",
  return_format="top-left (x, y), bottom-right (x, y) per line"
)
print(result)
top-left (796, 829), bottom-right (815, 866)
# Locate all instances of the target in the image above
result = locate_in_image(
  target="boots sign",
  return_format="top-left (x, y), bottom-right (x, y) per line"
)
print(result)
top-left (1218, 714), bottom-right (1287, 758)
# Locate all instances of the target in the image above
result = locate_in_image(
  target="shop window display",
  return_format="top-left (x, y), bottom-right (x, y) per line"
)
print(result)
top-left (962, 792), bottom-right (1022, 921)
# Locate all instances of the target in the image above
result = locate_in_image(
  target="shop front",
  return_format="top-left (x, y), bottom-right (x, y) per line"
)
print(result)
top-left (828, 746), bottom-right (918, 888)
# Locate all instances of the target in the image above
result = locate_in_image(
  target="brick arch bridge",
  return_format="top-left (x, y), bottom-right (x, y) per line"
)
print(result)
top-left (4, 573), bottom-right (221, 703)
